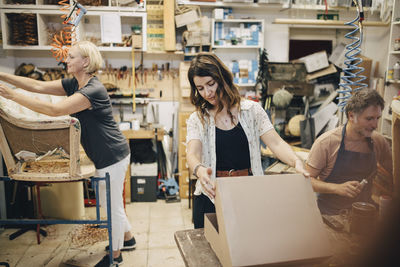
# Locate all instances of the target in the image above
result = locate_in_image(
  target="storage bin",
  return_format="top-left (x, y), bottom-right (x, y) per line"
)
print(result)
top-left (131, 176), bottom-right (157, 202)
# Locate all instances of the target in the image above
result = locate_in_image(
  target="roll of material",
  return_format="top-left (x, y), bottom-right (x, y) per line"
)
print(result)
top-left (272, 88), bottom-right (293, 109)
top-left (288, 114), bottom-right (305, 136)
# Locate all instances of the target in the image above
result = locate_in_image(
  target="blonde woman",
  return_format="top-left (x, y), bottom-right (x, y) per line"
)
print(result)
top-left (0, 41), bottom-right (135, 266)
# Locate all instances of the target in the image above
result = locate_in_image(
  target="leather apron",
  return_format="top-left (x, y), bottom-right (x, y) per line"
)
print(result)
top-left (317, 125), bottom-right (377, 215)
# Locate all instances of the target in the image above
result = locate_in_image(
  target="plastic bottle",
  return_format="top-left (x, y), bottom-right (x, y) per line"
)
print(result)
top-left (394, 61), bottom-right (400, 80)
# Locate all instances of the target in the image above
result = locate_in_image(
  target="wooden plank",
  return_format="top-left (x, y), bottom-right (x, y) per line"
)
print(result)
top-left (122, 128), bottom-right (164, 141)
top-left (125, 164), bottom-right (131, 203)
top-left (163, 0), bottom-right (176, 51)
top-left (0, 123), bottom-right (16, 172)
top-left (274, 18), bottom-right (389, 27)
top-left (175, 218), bottom-right (356, 267)
top-left (174, 229), bottom-right (222, 267)
top-left (392, 100), bottom-right (400, 197)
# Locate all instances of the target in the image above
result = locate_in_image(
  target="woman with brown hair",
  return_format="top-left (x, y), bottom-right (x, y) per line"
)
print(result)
top-left (186, 53), bottom-right (310, 228)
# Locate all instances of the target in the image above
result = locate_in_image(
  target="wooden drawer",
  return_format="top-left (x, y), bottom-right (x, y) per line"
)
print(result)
top-left (179, 170), bottom-right (190, 185)
top-left (179, 184), bottom-right (189, 199)
top-left (179, 155), bottom-right (188, 172)
top-left (179, 127), bottom-right (187, 143)
top-left (179, 142), bottom-right (187, 157)
top-left (179, 112), bottom-right (191, 128)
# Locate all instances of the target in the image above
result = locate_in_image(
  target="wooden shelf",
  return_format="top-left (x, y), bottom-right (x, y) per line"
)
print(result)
top-left (274, 18), bottom-right (389, 27)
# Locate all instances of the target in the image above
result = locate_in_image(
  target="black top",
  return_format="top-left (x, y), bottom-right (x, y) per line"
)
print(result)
top-left (62, 77), bottom-right (130, 169)
top-left (216, 123), bottom-right (251, 171)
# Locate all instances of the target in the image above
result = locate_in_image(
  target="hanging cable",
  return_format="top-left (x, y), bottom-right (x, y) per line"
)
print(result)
top-left (337, 0), bottom-right (368, 110)
top-left (51, 0), bottom-right (87, 63)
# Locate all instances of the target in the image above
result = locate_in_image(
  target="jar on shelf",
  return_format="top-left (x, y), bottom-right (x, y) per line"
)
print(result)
top-left (394, 38), bottom-right (400, 51)
top-left (394, 61), bottom-right (400, 80)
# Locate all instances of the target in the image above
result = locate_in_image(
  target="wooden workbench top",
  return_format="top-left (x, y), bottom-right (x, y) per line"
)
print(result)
top-left (122, 128), bottom-right (164, 141)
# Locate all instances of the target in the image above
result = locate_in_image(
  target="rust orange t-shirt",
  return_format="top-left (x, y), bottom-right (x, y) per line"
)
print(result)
top-left (306, 126), bottom-right (393, 180)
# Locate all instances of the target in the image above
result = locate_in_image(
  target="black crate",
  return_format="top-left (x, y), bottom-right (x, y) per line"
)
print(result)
top-left (131, 176), bottom-right (157, 202)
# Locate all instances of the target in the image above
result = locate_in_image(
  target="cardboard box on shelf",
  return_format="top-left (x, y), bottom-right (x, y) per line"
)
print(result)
top-left (204, 174), bottom-right (332, 267)
top-left (299, 51), bottom-right (330, 73)
top-left (351, 55), bottom-right (373, 86)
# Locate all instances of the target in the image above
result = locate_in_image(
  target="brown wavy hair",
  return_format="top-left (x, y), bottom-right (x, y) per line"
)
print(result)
top-left (187, 53), bottom-right (241, 124)
top-left (345, 89), bottom-right (384, 118)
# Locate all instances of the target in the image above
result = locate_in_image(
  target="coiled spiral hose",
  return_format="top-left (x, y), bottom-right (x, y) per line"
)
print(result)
top-left (337, 0), bottom-right (368, 109)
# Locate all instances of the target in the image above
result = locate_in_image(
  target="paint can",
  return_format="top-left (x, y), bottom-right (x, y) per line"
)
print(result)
top-left (350, 202), bottom-right (377, 236)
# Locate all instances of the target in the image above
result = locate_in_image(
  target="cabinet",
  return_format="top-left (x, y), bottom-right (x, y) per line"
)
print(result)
top-left (211, 18), bottom-right (264, 88)
top-left (381, 0), bottom-right (400, 141)
top-left (178, 111), bottom-right (191, 199)
top-left (0, 1), bottom-right (147, 51)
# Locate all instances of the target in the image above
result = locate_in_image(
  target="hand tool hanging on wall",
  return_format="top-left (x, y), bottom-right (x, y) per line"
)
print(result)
top-left (336, 0), bottom-right (367, 110)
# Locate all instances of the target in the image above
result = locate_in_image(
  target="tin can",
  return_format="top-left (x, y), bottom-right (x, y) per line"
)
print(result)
top-left (387, 69), bottom-right (394, 80)
top-left (394, 38), bottom-right (400, 51)
top-left (350, 202), bottom-right (377, 236)
top-left (394, 62), bottom-right (400, 80)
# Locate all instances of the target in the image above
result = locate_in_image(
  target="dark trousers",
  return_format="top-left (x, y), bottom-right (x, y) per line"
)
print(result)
top-left (193, 193), bottom-right (215, 229)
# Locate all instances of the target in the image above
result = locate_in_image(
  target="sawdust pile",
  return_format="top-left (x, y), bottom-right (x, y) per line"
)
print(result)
top-left (68, 224), bottom-right (109, 247)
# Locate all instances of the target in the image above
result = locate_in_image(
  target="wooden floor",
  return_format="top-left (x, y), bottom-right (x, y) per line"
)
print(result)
top-left (0, 199), bottom-right (193, 267)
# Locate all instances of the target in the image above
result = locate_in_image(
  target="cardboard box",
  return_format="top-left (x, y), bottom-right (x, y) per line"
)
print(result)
top-left (352, 55), bottom-right (372, 86)
top-left (299, 51), bottom-right (330, 73)
top-left (204, 174), bottom-right (332, 267)
top-left (175, 9), bottom-right (200, 28)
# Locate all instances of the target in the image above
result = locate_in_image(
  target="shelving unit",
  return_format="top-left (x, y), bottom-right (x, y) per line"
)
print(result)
top-left (0, 0), bottom-right (146, 11)
top-left (381, 0), bottom-right (400, 140)
top-left (211, 18), bottom-right (263, 88)
top-left (0, 1), bottom-right (147, 51)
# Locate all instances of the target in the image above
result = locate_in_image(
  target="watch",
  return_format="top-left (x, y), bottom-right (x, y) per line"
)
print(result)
top-left (193, 163), bottom-right (205, 178)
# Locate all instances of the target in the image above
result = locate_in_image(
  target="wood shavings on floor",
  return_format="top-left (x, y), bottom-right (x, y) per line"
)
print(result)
top-left (68, 224), bottom-right (108, 248)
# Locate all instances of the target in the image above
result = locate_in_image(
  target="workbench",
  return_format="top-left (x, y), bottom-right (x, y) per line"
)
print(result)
top-left (175, 215), bottom-right (361, 267)
top-left (122, 128), bottom-right (164, 203)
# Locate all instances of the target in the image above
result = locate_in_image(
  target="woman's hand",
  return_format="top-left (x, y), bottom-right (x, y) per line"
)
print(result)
top-left (0, 83), bottom-right (15, 100)
top-left (197, 166), bottom-right (216, 199)
top-left (295, 159), bottom-right (310, 178)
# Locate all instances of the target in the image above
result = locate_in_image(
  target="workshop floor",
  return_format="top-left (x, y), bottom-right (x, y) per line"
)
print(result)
top-left (0, 199), bottom-right (193, 267)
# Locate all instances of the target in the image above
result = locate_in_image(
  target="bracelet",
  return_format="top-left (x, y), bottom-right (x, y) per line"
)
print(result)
top-left (193, 163), bottom-right (205, 178)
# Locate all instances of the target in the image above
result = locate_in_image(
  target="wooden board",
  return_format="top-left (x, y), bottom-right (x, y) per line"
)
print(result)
top-left (174, 229), bottom-right (222, 267)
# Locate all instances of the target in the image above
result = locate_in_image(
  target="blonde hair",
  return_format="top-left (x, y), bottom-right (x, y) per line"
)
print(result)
top-left (72, 41), bottom-right (103, 74)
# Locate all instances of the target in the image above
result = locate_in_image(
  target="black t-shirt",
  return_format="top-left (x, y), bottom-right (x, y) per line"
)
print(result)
top-left (62, 77), bottom-right (129, 169)
top-left (216, 123), bottom-right (251, 171)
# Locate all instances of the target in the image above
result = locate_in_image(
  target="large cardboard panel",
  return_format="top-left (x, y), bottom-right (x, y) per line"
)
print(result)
top-left (209, 174), bottom-right (332, 266)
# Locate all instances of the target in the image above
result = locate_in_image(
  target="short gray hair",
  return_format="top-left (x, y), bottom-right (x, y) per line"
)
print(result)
top-left (72, 41), bottom-right (103, 74)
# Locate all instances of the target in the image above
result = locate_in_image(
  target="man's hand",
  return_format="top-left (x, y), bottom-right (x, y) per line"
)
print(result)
top-left (295, 159), bottom-right (310, 178)
top-left (198, 167), bottom-right (215, 199)
top-left (334, 181), bottom-right (361, 198)
top-left (0, 83), bottom-right (15, 100)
